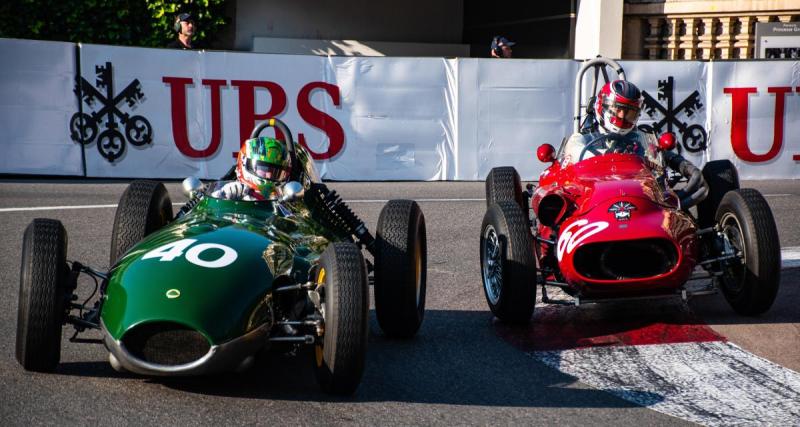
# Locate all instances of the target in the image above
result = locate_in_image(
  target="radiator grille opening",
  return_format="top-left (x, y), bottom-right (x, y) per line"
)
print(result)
top-left (573, 239), bottom-right (678, 280)
top-left (122, 322), bottom-right (210, 366)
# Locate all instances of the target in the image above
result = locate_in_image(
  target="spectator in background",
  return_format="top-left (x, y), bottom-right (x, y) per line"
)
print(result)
top-left (168, 12), bottom-right (196, 49)
top-left (490, 36), bottom-right (515, 58)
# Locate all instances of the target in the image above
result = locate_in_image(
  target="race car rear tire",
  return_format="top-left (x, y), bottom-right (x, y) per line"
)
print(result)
top-left (314, 242), bottom-right (368, 395)
top-left (110, 180), bottom-right (172, 265)
top-left (715, 189), bottom-right (780, 315)
top-left (697, 160), bottom-right (739, 228)
top-left (480, 201), bottom-right (537, 323)
top-left (485, 166), bottom-right (526, 213)
top-left (16, 219), bottom-right (69, 372)
top-left (374, 200), bottom-right (427, 338)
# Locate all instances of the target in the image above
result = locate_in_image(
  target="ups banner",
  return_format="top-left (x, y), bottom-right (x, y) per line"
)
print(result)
top-left (1, 38), bottom-right (798, 180)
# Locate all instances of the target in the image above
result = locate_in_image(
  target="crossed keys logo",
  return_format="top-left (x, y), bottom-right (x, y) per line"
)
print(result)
top-left (69, 62), bottom-right (153, 162)
top-left (640, 76), bottom-right (707, 153)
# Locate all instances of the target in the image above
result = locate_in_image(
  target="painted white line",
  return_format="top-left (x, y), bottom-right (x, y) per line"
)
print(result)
top-left (764, 194), bottom-right (794, 197)
top-left (0, 204), bottom-right (119, 212)
top-left (781, 246), bottom-right (800, 269)
top-left (532, 341), bottom-right (800, 426)
top-left (0, 198), bottom-right (486, 213)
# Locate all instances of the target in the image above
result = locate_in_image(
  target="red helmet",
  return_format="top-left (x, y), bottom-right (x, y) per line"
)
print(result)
top-left (595, 80), bottom-right (643, 135)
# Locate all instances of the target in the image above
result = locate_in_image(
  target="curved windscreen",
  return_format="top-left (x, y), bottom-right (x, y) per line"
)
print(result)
top-left (557, 130), bottom-right (664, 171)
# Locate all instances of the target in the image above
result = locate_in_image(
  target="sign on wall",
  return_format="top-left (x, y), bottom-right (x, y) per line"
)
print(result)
top-left (1, 38), bottom-right (799, 180)
top-left (756, 22), bottom-right (800, 59)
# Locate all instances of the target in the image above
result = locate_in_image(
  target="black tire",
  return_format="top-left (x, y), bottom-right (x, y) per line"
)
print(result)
top-left (110, 180), bottom-right (172, 265)
top-left (715, 189), bottom-right (780, 315)
top-left (16, 219), bottom-right (69, 372)
top-left (697, 160), bottom-right (739, 228)
top-left (485, 167), bottom-right (525, 212)
top-left (313, 242), bottom-right (368, 395)
top-left (374, 200), bottom-right (427, 338)
top-left (479, 201), bottom-right (537, 323)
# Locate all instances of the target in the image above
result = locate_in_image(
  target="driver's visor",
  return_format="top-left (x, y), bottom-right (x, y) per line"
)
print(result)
top-left (246, 159), bottom-right (288, 181)
top-left (603, 100), bottom-right (640, 124)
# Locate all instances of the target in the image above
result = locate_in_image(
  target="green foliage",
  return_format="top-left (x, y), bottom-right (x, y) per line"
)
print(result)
top-left (0, 0), bottom-right (229, 48)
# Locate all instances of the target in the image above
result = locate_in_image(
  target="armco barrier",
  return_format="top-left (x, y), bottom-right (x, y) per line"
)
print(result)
top-left (1, 38), bottom-right (798, 180)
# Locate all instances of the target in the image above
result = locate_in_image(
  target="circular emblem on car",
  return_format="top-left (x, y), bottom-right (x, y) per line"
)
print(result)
top-left (166, 289), bottom-right (181, 299)
top-left (608, 201), bottom-right (637, 221)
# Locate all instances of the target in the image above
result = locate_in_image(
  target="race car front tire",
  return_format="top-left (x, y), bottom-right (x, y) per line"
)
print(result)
top-left (314, 242), bottom-right (368, 395)
top-left (715, 189), bottom-right (780, 316)
top-left (485, 166), bottom-right (526, 215)
top-left (110, 180), bottom-right (173, 265)
top-left (480, 201), bottom-right (537, 323)
top-left (16, 219), bottom-right (69, 372)
top-left (374, 199), bottom-right (427, 338)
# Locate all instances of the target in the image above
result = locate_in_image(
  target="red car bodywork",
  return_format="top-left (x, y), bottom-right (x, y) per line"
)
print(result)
top-left (532, 152), bottom-right (698, 298)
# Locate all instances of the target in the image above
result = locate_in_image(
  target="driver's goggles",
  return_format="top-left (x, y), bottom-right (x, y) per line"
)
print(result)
top-left (604, 101), bottom-right (641, 123)
top-left (246, 159), bottom-right (288, 180)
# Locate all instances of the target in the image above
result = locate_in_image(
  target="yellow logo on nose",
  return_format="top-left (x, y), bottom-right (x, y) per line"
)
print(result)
top-left (166, 289), bottom-right (181, 299)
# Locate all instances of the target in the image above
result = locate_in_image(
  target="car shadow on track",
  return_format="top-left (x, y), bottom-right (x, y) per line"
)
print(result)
top-left (689, 268), bottom-right (800, 325)
top-left (144, 310), bottom-right (660, 408)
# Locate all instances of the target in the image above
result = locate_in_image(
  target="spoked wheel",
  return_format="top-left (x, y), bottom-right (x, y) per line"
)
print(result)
top-left (313, 242), bottom-right (368, 395)
top-left (480, 201), bottom-right (537, 323)
top-left (110, 180), bottom-right (173, 265)
top-left (482, 224), bottom-right (504, 306)
top-left (374, 200), bottom-right (427, 338)
top-left (16, 219), bottom-right (70, 372)
top-left (715, 189), bottom-right (780, 315)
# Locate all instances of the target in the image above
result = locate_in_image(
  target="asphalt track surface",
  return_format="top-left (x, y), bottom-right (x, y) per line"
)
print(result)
top-left (0, 179), bottom-right (798, 425)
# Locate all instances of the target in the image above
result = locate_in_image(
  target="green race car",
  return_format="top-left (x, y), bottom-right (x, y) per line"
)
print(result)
top-left (16, 119), bottom-right (427, 395)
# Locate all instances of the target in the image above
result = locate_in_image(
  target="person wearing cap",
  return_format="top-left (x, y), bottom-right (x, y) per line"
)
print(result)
top-left (167, 12), bottom-right (197, 49)
top-left (490, 36), bottom-right (515, 58)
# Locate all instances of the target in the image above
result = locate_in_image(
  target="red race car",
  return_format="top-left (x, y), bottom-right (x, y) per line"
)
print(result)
top-left (480, 57), bottom-right (780, 323)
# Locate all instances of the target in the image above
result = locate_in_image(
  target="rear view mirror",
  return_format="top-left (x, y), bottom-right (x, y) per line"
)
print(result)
top-left (658, 132), bottom-right (677, 151)
top-left (280, 181), bottom-right (305, 203)
top-left (537, 144), bottom-right (556, 163)
top-left (182, 176), bottom-right (204, 199)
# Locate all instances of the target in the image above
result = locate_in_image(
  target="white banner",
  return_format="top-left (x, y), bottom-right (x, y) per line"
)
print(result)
top-left (708, 61), bottom-right (800, 179)
top-left (2, 39), bottom-right (799, 180)
top-left (456, 59), bottom-right (578, 180)
top-left (77, 45), bottom-right (456, 180)
top-left (0, 39), bottom-right (83, 175)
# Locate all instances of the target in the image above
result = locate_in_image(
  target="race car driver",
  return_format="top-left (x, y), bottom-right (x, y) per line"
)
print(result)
top-left (562, 79), bottom-right (647, 161)
top-left (211, 136), bottom-right (290, 201)
top-left (563, 79), bottom-right (708, 208)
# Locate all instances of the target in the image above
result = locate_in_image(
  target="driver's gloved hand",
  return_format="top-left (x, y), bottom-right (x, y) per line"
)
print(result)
top-left (214, 181), bottom-right (250, 200)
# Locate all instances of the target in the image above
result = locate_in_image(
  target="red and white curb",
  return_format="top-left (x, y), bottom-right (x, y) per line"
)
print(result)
top-left (531, 342), bottom-right (800, 425)
top-left (495, 275), bottom-right (800, 426)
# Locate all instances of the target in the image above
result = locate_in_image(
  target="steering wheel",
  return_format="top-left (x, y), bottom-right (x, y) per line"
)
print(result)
top-left (579, 136), bottom-right (622, 161)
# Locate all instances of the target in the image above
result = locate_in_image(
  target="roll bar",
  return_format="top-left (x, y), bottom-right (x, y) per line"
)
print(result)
top-left (573, 57), bottom-right (627, 133)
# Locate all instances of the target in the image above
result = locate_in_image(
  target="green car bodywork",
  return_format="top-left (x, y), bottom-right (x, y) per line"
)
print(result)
top-left (102, 193), bottom-right (342, 346)
top-left (17, 119), bottom-right (425, 396)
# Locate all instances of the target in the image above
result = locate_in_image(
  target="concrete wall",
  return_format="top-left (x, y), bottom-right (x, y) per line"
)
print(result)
top-left (574, 0), bottom-right (624, 59)
top-left (235, 0), bottom-right (464, 52)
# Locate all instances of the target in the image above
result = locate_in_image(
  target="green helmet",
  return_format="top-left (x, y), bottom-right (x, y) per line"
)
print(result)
top-left (237, 137), bottom-right (290, 193)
